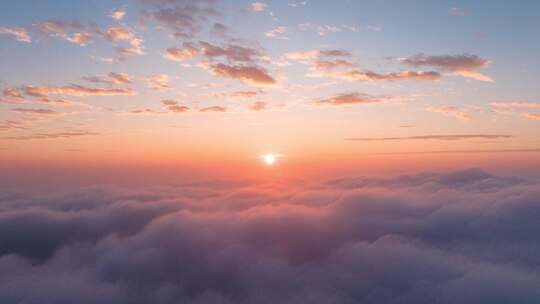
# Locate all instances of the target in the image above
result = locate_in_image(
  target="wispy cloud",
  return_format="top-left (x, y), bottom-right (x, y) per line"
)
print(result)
top-left (522, 112), bottom-right (540, 121)
top-left (426, 106), bottom-right (471, 121)
top-left (346, 134), bottom-right (513, 141)
top-left (316, 92), bottom-right (405, 106)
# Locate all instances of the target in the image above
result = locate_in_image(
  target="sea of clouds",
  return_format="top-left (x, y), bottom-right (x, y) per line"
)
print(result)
top-left (1, 168), bottom-right (539, 303)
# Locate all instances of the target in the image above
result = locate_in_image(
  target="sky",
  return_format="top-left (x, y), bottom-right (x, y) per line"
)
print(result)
top-left (1, 1), bottom-right (540, 303)
top-left (0, 0), bottom-right (539, 182)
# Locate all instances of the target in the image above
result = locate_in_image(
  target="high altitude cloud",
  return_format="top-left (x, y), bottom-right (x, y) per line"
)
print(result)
top-left (141, 0), bottom-right (217, 39)
top-left (287, 49), bottom-right (441, 81)
top-left (346, 134), bottom-right (512, 141)
top-left (316, 92), bottom-right (401, 106)
top-left (401, 53), bottom-right (493, 81)
top-left (426, 105), bottom-right (471, 121)
top-left (37, 20), bottom-right (92, 46)
top-left (0, 26), bottom-right (31, 43)
top-left (1, 169), bottom-right (540, 303)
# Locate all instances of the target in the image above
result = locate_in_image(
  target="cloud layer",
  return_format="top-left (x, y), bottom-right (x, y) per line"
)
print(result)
top-left (1, 169), bottom-right (539, 303)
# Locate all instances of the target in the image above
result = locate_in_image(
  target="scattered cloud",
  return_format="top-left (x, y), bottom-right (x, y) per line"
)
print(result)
top-left (36, 20), bottom-right (92, 46)
top-left (102, 26), bottom-right (143, 60)
top-left (164, 43), bottom-right (199, 62)
top-left (249, 101), bottom-right (267, 111)
top-left (203, 63), bottom-right (277, 87)
top-left (0, 26), bottom-right (31, 43)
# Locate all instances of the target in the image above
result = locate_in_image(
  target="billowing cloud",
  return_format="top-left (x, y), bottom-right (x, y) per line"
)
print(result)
top-left (200, 106), bottom-right (226, 112)
top-left (205, 63), bottom-right (277, 87)
top-left (346, 134), bottom-right (513, 141)
top-left (426, 105), bottom-right (471, 121)
top-left (162, 100), bottom-right (189, 113)
top-left (401, 53), bottom-right (492, 81)
top-left (146, 74), bottom-right (170, 91)
top-left (316, 92), bottom-right (400, 106)
top-left (0, 26), bottom-right (31, 43)
top-left (0, 169), bottom-right (540, 303)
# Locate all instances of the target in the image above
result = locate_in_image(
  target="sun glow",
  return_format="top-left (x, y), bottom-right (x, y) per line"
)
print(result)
top-left (263, 154), bottom-right (276, 165)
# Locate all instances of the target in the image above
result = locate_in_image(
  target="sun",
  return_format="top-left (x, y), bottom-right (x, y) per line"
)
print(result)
top-left (263, 154), bottom-right (276, 165)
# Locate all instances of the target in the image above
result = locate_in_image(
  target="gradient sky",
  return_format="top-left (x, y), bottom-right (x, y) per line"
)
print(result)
top-left (1, 0), bottom-right (539, 179)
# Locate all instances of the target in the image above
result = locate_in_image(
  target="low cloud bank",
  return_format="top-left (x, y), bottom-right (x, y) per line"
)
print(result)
top-left (1, 168), bottom-right (539, 303)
